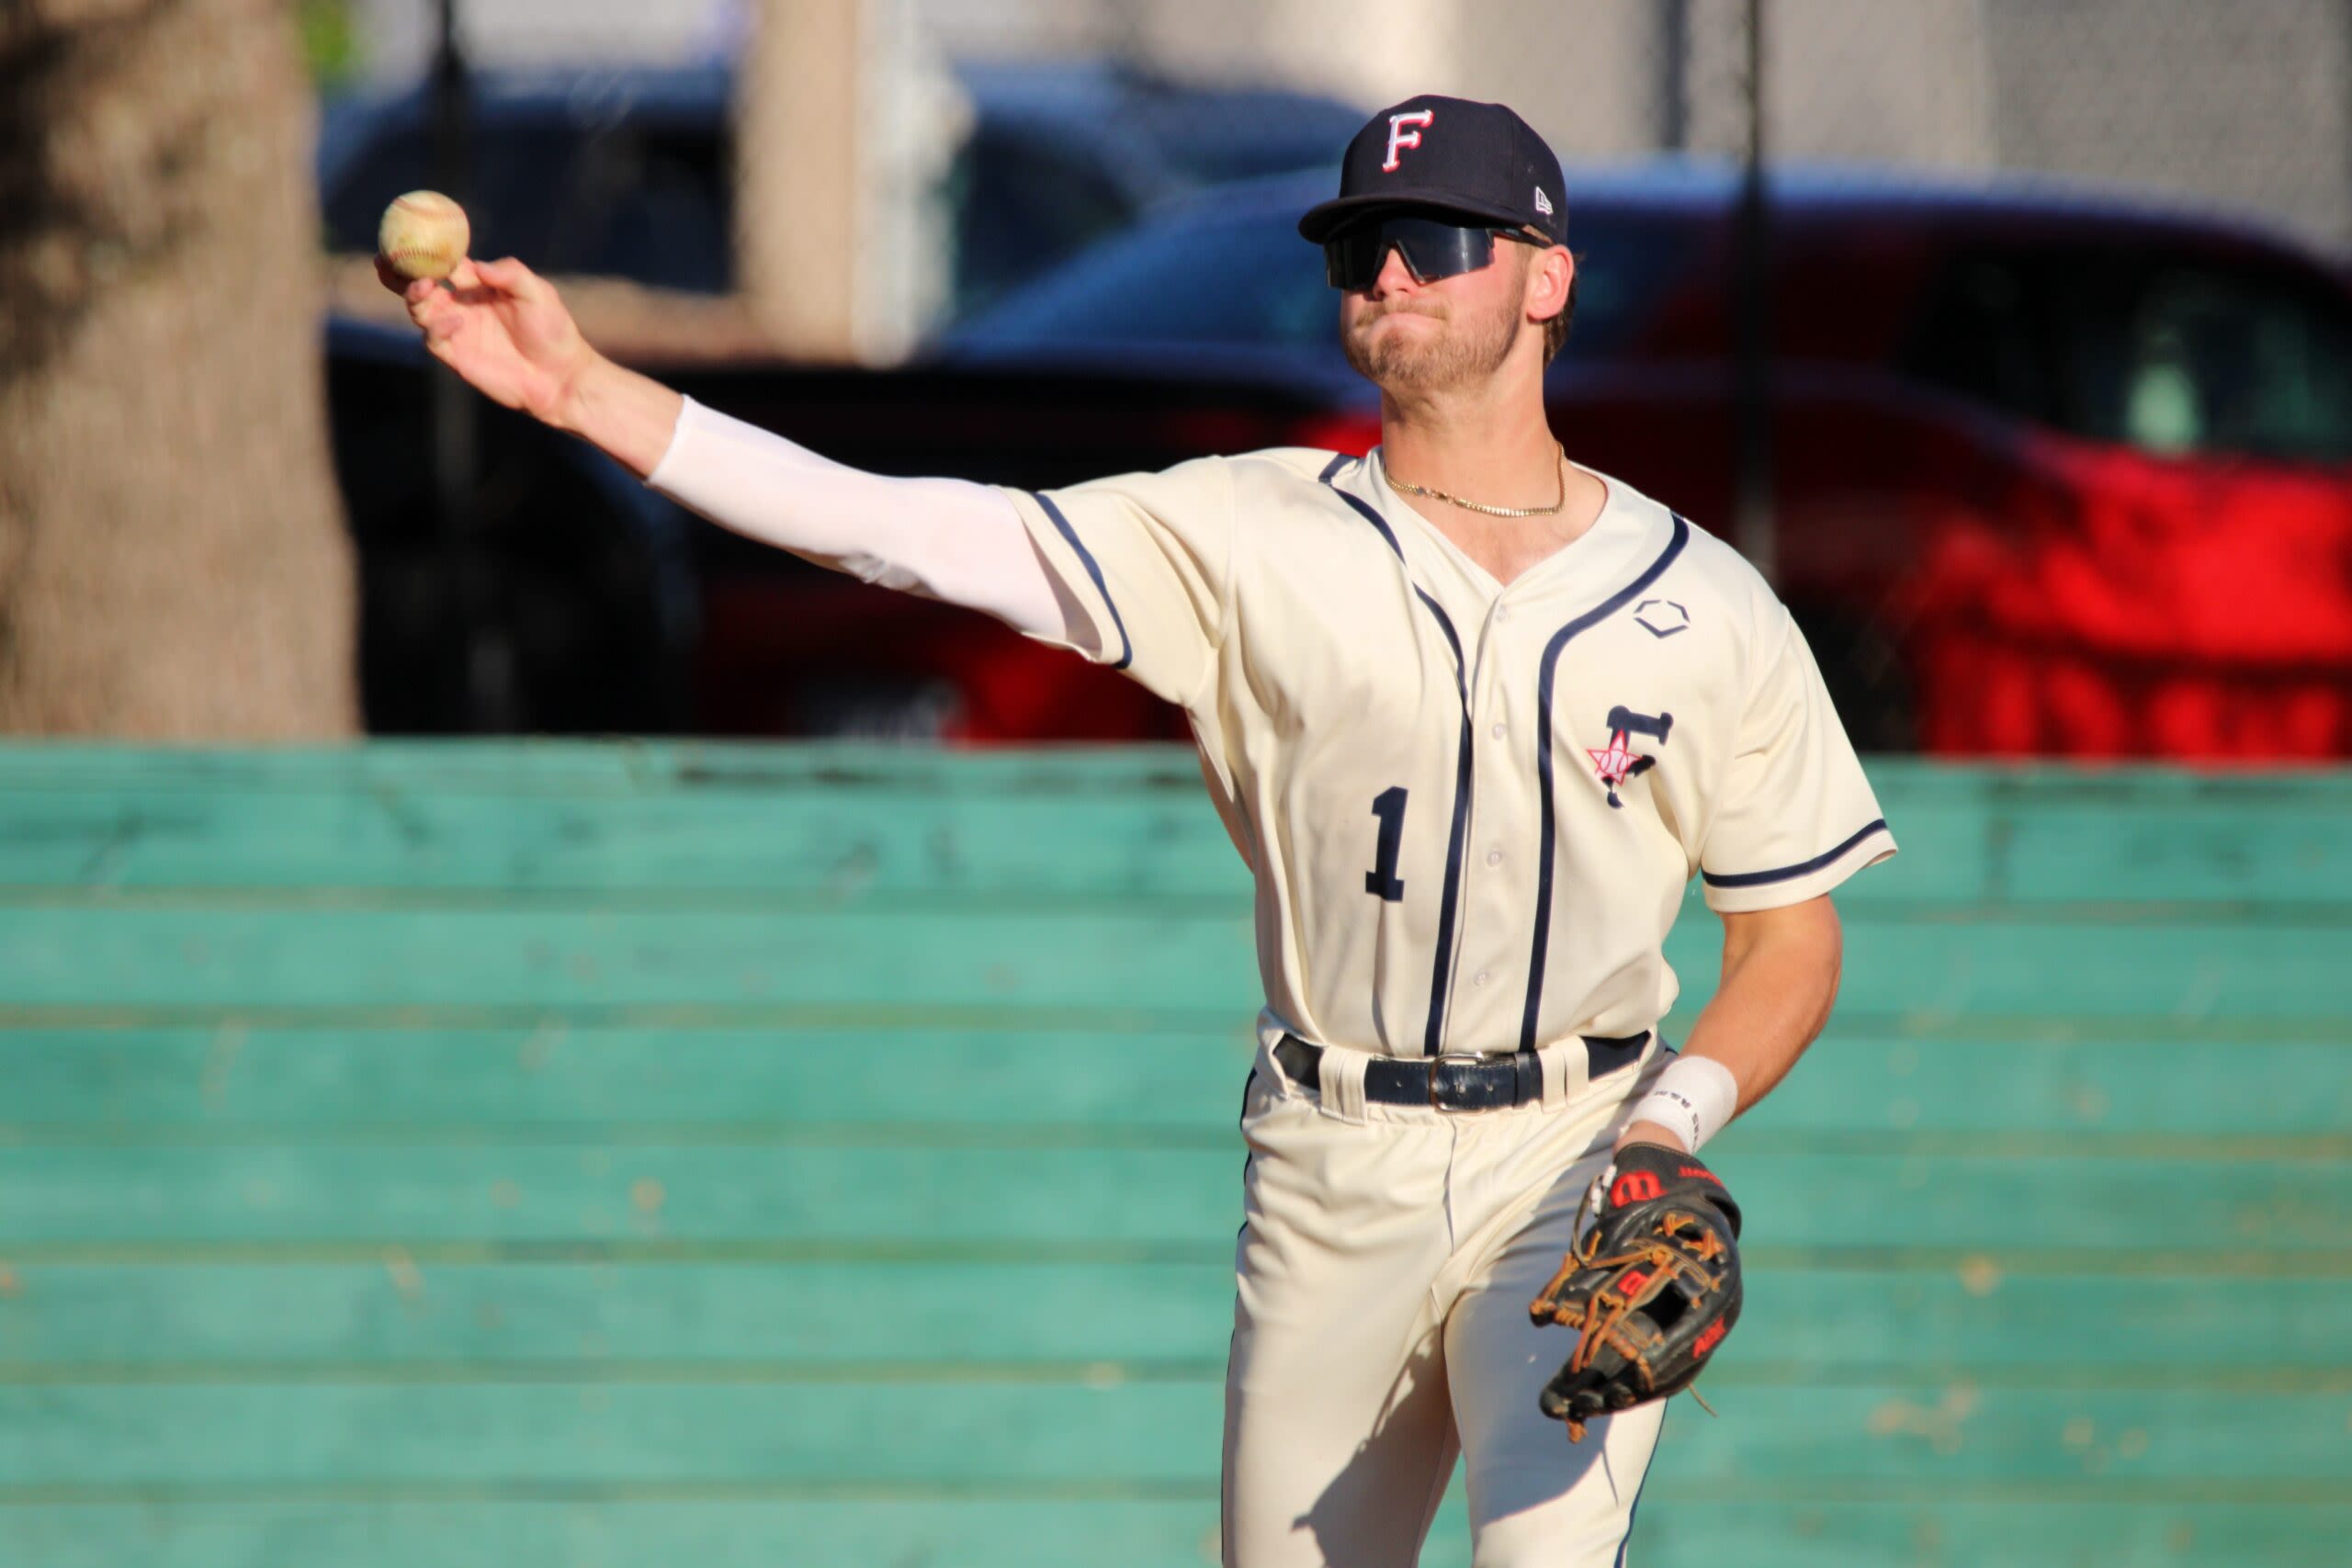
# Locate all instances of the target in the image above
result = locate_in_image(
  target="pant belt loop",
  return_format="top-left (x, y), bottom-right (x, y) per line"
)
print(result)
top-left (1535, 1037), bottom-right (1590, 1109)
top-left (1317, 1042), bottom-right (1372, 1123)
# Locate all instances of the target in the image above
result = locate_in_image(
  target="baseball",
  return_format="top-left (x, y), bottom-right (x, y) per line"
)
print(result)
top-left (377, 190), bottom-right (470, 282)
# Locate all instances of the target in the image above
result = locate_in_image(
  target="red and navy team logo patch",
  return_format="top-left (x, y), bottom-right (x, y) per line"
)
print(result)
top-left (1589, 705), bottom-right (1672, 808)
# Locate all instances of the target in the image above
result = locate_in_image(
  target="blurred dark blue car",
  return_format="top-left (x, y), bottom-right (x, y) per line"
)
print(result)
top-left (317, 60), bottom-right (1363, 321)
top-left (933, 166), bottom-right (1695, 382)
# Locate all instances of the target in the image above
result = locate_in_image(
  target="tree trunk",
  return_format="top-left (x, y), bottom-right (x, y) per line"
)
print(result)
top-left (0, 0), bottom-right (358, 737)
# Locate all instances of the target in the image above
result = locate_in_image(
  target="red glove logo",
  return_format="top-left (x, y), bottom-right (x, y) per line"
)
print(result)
top-left (1611, 1169), bottom-right (1665, 1207)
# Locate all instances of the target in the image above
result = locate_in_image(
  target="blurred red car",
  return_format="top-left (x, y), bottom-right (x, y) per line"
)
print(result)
top-left (897, 165), bottom-right (2352, 760)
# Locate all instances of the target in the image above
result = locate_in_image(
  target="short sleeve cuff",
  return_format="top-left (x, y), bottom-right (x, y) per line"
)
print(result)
top-left (997, 486), bottom-right (1132, 669)
top-left (1701, 818), bottom-right (1897, 912)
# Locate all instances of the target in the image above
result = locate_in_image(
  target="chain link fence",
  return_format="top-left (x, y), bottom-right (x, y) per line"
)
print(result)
top-left (314, 0), bottom-right (2352, 754)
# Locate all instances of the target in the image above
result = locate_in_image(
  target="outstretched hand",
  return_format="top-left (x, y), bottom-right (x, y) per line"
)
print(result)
top-left (379, 254), bottom-right (597, 429)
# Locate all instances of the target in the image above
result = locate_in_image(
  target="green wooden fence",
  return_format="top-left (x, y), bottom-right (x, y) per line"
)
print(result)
top-left (0, 745), bottom-right (2345, 1567)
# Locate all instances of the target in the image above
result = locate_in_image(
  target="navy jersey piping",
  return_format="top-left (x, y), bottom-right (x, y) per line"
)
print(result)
top-left (1703, 818), bottom-right (1891, 888)
top-left (1319, 454), bottom-right (1477, 1055)
top-left (1318, 453), bottom-right (1402, 555)
top-left (1417, 610), bottom-right (1476, 1056)
top-left (1518, 513), bottom-right (1692, 1054)
top-left (1029, 491), bottom-right (1133, 671)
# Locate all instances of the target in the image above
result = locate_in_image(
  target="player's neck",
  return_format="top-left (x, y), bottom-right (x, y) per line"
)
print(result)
top-left (1377, 386), bottom-right (1607, 587)
top-left (1376, 368), bottom-right (1558, 510)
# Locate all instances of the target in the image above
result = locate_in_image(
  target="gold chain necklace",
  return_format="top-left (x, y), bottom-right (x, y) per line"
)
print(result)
top-left (1384, 443), bottom-right (1568, 518)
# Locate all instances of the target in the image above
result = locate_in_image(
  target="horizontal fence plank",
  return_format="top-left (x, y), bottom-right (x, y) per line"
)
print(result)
top-left (1, 1146), bottom-right (2342, 1251)
top-left (0, 1027), bottom-right (1260, 1131)
top-left (0, 806), bottom-right (2338, 913)
top-left (5, 1499), bottom-right (2349, 1568)
top-left (1994, 804), bottom-right (2351, 905)
top-left (1630, 1500), bottom-right (2352, 1568)
top-left (1, 1028), bottom-right (2340, 1135)
top-left (0, 1383), bottom-right (2339, 1486)
top-left (0, 1382), bottom-right (1214, 1488)
top-left (0, 907), bottom-right (1261, 1012)
top-left (1, 1263), bottom-right (2344, 1378)
top-left (0, 1261), bottom-right (1234, 1373)
top-left (0, 1499), bottom-right (1226, 1568)
top-left (0, 743), bottom-right (1227, 801)
top-left (0, 907), bottom-right (2342, 1019)
top-left (0, 786), bottom-right (1249, 901)
top-left (1, 745), bottom-right (2343, 809)
top-left (0, 752), bottom-right (2339, 910)
top-left (1734, 1034), bottom-right (2352, 1137)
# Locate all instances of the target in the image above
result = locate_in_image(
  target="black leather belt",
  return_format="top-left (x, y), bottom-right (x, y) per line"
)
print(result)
top-left (1274, 1031), bottom-right (1652, 1111)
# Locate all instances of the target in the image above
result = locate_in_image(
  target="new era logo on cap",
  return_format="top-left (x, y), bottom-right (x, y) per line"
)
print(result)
top-left (1534, 186), bottom-right (1554, 217)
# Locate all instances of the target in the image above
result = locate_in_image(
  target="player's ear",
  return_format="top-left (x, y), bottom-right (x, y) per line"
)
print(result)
top-left (1527, 245), bottom-right (1573, 325)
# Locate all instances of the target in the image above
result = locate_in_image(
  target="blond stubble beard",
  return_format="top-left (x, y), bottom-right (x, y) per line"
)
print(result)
top-left (1340, 272), bottom-right (1525, 396)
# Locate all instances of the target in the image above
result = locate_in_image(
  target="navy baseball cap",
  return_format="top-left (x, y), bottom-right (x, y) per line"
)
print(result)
top-left (1298, 96), bottom-right (1568, 246)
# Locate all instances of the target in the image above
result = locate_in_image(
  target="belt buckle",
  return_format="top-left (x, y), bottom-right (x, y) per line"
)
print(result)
top-left (1428, 1052), bottom-right (1495, 1111)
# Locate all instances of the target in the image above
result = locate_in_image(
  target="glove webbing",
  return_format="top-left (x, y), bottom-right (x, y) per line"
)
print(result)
top-left (1530, 1210), bottom-right (1732, 1440)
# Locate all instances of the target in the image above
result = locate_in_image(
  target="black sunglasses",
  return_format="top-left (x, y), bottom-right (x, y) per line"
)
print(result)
top-left (1323, 214), bottom-right (1544, 292)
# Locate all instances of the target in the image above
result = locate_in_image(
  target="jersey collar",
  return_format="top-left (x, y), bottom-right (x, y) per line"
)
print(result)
top-left (1357, 446), bottom-right (1657, 601)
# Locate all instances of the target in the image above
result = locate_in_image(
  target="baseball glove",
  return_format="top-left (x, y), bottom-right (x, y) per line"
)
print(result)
top-left (1527, 1142), bottom-right (1744, 1441)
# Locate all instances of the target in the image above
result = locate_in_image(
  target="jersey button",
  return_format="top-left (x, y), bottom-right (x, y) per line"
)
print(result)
top-left (1473, 970), bottom-right (1491, 987)
top-left (1489, 722), bottom-right (1506, 740)
top-left (1486, 850), bottom-right (1503, 867)
top-left (1495, 607), bottom-right (1511, 623)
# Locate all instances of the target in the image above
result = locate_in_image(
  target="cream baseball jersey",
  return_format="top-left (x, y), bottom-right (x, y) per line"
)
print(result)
top-left (999, 448), bottom-right (1895, 1058)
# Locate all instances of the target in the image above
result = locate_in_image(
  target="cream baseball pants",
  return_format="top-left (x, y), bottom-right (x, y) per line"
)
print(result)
top-left (1220, 1036), bottom-right (1674, 1567)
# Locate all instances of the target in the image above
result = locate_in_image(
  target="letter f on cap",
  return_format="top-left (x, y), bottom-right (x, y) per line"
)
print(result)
top-left (1383, 109), bottom-right (1435, 172)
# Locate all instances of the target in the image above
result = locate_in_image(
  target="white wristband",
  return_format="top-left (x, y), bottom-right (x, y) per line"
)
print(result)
top-left (1630, 1055), bottom-right (1740, 1153)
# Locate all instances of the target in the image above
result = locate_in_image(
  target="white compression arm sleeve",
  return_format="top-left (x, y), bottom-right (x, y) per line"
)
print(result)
top-left (641, 396), bottom-right (1066, 639)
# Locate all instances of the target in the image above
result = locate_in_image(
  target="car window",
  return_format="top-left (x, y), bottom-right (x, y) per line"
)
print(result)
top-left (948, 202), bottom-right (1697, 358)
top-left (943, 201), bottom-right (1330, 349)
top-left (322, 119), bottom-right (733, 293)
top-left (2094, 268), bottom-right (2352, 463)
top-left (1908, 246), bottom-right (2352, 464)
top-left (942, 126), bottom-right (1142, 320)
top-left (1905, 253), bottom-right (2062, 427)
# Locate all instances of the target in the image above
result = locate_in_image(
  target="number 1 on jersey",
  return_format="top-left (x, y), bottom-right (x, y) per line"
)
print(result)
top-left (1365, 786), bottom-right (1409, 901)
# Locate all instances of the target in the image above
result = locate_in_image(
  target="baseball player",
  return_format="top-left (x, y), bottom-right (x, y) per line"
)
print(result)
top-left (391, 95), bottom-right (1894, 1567)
